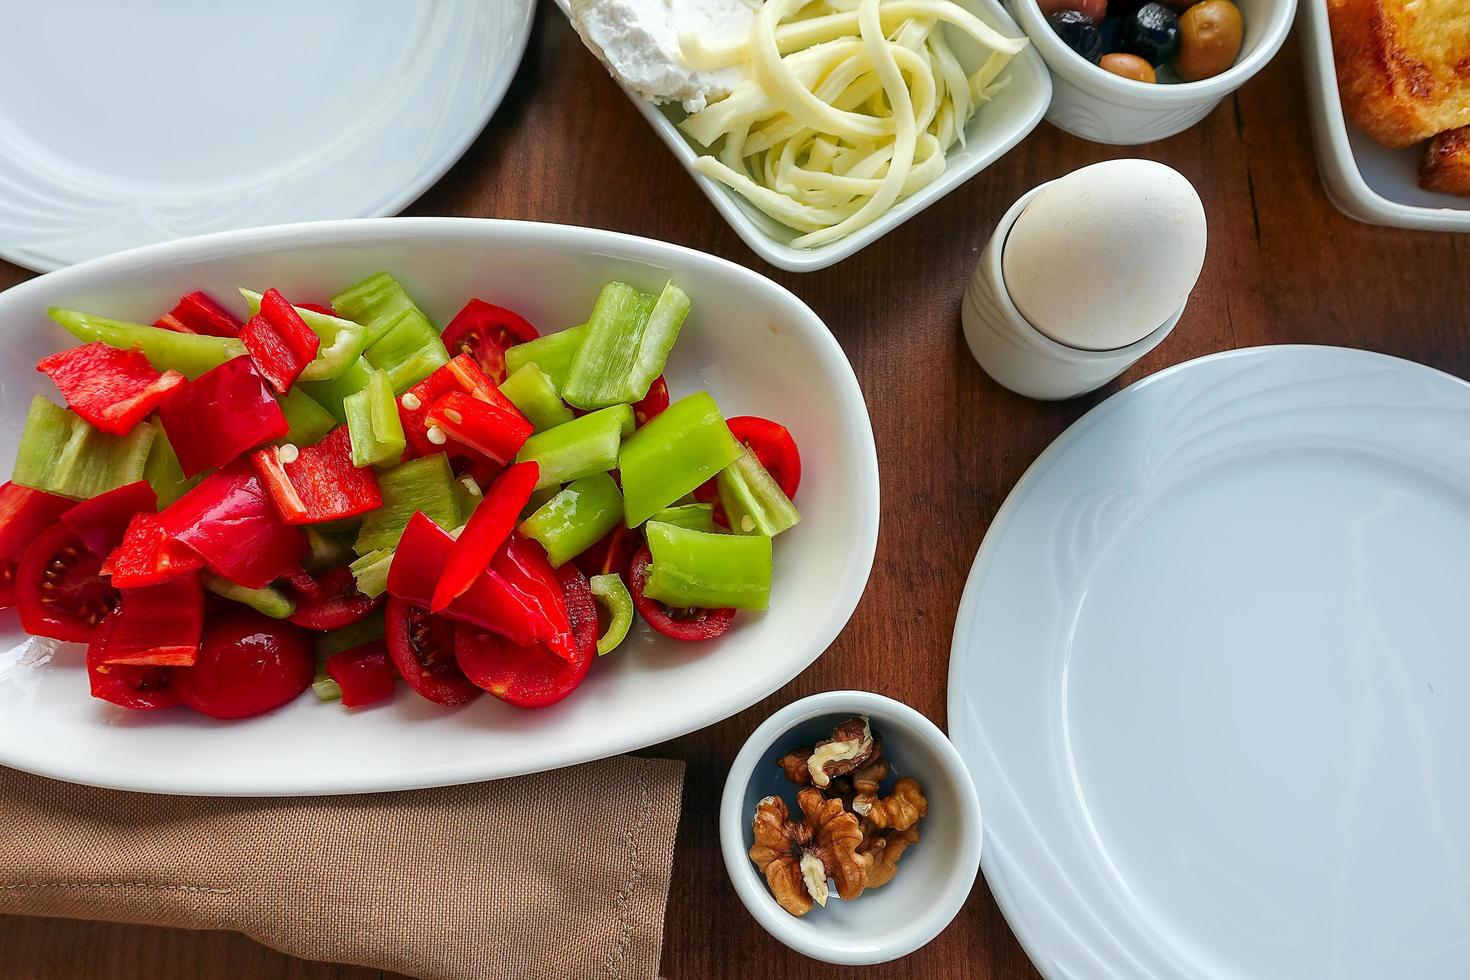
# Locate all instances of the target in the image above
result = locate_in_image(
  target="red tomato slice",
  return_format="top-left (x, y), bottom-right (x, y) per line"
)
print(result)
top-left (384, 597), bottom-right (480, 707)
top-left (441, 300), bottom-right (540, 385)
top-left (174, 609), bottom-right (313, 719)
top-left (453, 563), bottom-right (597, 708)
top-left (0, 482), bottom-right (75, 607)
top-left (695, 415), bottom-right (802, 505)
top-left (628, 544), bottom-right (735, 642)
top-left (86, 612), bottom-right (181, 710)
top-left (632, 375), bottom-right (670, 427)
top-left (285, 566), bottom-right (382, 631)
top-left (16, 523), bottom-right (119, 641)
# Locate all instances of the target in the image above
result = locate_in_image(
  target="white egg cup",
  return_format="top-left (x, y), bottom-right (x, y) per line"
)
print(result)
top-left (962, 181), bottom-right (1180, 400)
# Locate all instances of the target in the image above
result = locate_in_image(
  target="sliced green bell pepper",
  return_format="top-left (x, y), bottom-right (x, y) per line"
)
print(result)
top-left (300, 356), bottom-right (375, 424)
top-left (618, 391), bottom-right (742, 527)
top-left (518, 472), bottom-right (624, 567)
top-left (564, 281), bottom-right (690, 410)
top-left (13, 396), bottom-right (156, 500)
top-left (499, 363), bottom-right (575, 432)
top-left (650, 503), bottom-right (716, 532)
top-left (332, 273), bottom-right (447, 393)
top-left (717, 448), bottom-right (801, 537)
top-left (504, 324), bottom-right (587, 389)
top-left (343, 368), bottom-right (407, 467)
top-left (516, 404), bottom-right (633, 490)
top-left (279, 387), bottom-right (337, 448)
top-left (49, 308), bottom-right (246, 379)
top-left (142, 427), bottom-right (201, 508)
top-left (330, 272), bottom-right (432, 348)
top-left (354, 453), bottom-right (459, 554)
top-left (203, 571), bottom-right (296, 619)
top-left (590, 573), bottom-right (633, 655)
top-left (348, 548), bottom-right (394, 598)
top-left (455, 476), bottom-right (483, 525)
top-left (240, 288), bottom-right (367, 382)
top-left (643, 520), bottom-right (770, 610)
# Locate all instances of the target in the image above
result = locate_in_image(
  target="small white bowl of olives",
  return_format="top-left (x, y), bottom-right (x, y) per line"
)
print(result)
top-left (1011, 0), bottom-right (1295, 144)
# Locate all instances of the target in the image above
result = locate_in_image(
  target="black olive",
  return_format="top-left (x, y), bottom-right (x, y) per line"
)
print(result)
top-left (1117, 2), bottom-right (1181, 65)
top-left (1047, 10), bottom-right (1104, 64)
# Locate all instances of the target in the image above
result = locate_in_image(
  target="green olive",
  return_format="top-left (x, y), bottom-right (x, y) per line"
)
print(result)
top-left (1100, 53), bottom-right (1158, 83)
top-left (1172, 0), bottom-right (1244, 81)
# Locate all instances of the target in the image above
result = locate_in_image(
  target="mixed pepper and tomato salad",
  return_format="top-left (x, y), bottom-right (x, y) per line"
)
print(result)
top-left (0, 272), bottom-right (803, 719)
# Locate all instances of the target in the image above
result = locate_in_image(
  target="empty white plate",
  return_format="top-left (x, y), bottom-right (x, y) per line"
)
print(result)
top-left (949, 346), bottom-right (1470, 979)
top-left (0, 0), bottom-right (535, 271)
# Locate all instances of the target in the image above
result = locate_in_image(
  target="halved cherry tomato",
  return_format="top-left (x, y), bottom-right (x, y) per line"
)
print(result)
top-left (441, 300), bottom-right (540, 385)
top-left (695, 416), bottom-right (802, 505)
top-left (628, 544), bottom-right (734, 642)
top-left (86, 612), bottom-right (181, 710)
top-left (0, 482), bottom-right (75, 607)
top-left (632, 375), bottom-right (670, 427)
top-left (384, 597), bottom-right (479, 706)
top-left (175, 608), bottom-right (313, 719)
top-left (16, 523), bottom-right (119, 641)
top-left (453, 563), bottom-right (597, 708)
top-left (285, 566), bottom-right (382, 631)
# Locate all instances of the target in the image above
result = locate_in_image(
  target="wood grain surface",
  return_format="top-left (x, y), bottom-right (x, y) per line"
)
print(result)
top-left (2, 2), bottom-right (1467, 977)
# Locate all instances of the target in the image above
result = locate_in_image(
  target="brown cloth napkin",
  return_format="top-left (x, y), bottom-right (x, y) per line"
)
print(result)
top-left (0, 756), bottom-right (684, 980)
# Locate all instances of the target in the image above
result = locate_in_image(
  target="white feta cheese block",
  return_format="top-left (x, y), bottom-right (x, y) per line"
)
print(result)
top-left (568, 0), bottom-right (757, 113)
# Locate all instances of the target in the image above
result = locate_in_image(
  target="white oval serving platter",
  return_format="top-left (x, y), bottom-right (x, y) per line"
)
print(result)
top-left (0, 218), bottom-right (879, 796)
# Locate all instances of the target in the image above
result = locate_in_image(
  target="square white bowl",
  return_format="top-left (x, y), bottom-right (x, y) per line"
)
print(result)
top-left (551, 0), bottom-right (1051, 272)
top-left (1299, 0), bottom-right (1470, 232)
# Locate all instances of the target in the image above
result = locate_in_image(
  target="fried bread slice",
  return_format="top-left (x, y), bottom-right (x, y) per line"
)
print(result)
top-left (1420, 125), bottom-right (1470, 194)
top-left (1329, 0), bottom-right (1470, 148)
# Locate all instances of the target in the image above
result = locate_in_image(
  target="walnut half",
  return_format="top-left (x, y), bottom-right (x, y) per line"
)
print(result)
top-left (805, 716), bottom-right (875, 788)
top-left (748, 788), bottom-right (869, 916)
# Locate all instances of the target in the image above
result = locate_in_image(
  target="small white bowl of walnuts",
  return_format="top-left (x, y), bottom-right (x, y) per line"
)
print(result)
top-left (719, 691), bottom-right (983, 965)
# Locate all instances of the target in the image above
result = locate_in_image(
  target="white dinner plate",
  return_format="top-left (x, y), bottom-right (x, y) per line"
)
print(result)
top-left (949, 346), bottom-right (1470, 979)
top-left (0, 218), bottom-right (879, 796)
top-left (0, 0), bottom-right (535, 272)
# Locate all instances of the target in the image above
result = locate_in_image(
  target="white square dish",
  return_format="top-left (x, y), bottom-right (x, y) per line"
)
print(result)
top-left (551, 0), bottom-right (1052, 272)
top-left (1298, 0), bottom-right (1470, 232)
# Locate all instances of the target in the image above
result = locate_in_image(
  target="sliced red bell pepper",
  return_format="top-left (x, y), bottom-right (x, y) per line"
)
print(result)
top-left (325, 641), bottom-right (397, 707)
top-left (388, 511), bottom-right (558, 645)
top-left (432, 462), bottom-right (538, 612)
top-left (61, 481), bottom-right (157, 558)
top-left (95, 573), bottom-right (203, 667)
top-left (102, 513), bottom-right (205, 588)
top-left (157, 355), bottom-right (288, 478)
top-left (492, 532), bottom-right (575, 661)
top-left (399, 353), bottom-right (524, 459)
top-left (0, 482), bottom-right (75, 607)
top-left (154, 291), bottom-right (242, 338)
top-left (239, 288), bottom-right (321, 394)
top-left (37, 343), bottom-right (186, 437)
top-left (251, 427), bottom-right (382, 525)
top-left (425, 390), bottom-right (533, 466)
top-left (160, 463), bottom-right (307, 589)
top-left (632, 375), bottom-right (670, 428)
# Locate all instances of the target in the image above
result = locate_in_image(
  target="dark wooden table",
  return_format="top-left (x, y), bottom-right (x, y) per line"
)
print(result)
top-left (2, 3), bottom-right (1467, 977)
